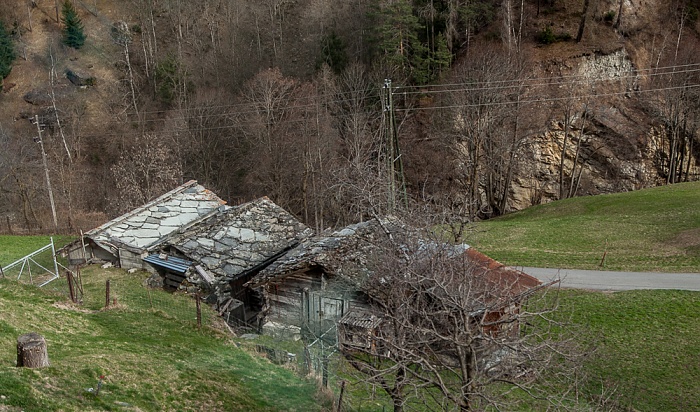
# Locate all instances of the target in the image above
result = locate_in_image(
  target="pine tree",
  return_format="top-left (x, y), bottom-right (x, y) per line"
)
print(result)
top-left (62, 1), bottom-right (86, 49)
top-left (0, 21), bottom-right (16, 81)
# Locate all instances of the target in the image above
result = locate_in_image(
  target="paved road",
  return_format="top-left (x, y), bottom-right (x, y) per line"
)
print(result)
top-left (520, 267), bottom-right (700, 291)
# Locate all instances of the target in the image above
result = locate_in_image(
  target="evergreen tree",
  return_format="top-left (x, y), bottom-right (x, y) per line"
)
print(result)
top-left (0, 21), bottom-right (16, 81)
top-left (373, 0), bottom-right (426, 83)
top-left (62, 1), bottom-right (86, 49)
top-left (319, 32), bottom-right (348, 74)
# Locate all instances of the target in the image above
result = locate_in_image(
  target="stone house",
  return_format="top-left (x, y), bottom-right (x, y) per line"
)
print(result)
top-left (60, 180), bottom-right (226, 269)
top-left (247, 218), bottom-right (542, 348)
top-left (150, 197), bottom-right (313, 327)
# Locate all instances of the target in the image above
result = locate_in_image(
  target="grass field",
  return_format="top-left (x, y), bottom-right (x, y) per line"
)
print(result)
top-left (471, 181), bottom-right (700, 272)
top-left (557, 289), bottom-right (700, 412)
top-left (0, 266), bottom-right (325, 411)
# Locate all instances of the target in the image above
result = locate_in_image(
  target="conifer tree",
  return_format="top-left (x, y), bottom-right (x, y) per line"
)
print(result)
top-left (0, 21), bottom-right (16, 82)
top-left (62, 1), bottom-right (86, 49)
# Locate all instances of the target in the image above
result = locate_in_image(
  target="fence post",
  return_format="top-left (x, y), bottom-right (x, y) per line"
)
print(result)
top-left (322, 355), bottom-right (329, 388)
top-left (147, 287), bottom-right (153, 309)
top-left (105, 280), bottom-right (110, 308)
top-left (66, 271), bottom-right (75, 303)
top-left (336, 380), bottom-right (346, 412)
top-left (196, 294), bottom-right (202, 329)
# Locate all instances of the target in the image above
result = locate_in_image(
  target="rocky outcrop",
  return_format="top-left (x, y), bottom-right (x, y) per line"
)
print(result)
top-left (508, 48), bottom-right (699, 210)
top-left (65, 69), bottom-right (96, 87)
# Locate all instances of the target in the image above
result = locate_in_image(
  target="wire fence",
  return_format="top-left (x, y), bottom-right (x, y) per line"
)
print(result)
top-left (248, 321), bottom-right (392, 411)
top-left (1, 250), bottom-right (212, 331)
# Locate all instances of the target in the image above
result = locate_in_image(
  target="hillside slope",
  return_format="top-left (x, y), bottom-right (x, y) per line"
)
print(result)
top-left (472, 181), bottom-right (700, 272)
top-left (0, 267), bottom-right (324, 411)
top-left (0, 0), bottom-right (699, 230)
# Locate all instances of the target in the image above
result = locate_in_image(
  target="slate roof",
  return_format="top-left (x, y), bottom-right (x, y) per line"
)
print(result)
top-left (249, 218), bottom-right (404, 287)
top-left (162, 197), bottom-right (313, 281)
top-left (250, 218), bottom-right (541, 297)
top-left (84, 180), bottom-right (226, 253)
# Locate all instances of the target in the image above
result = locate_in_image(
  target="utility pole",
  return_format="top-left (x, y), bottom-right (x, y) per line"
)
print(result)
top-left (382, 79), bottom-right (407, 213)
top-left (34, 115), bottom-right (58, 230)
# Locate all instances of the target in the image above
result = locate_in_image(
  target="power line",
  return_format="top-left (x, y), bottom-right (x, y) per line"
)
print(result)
top-left (50, 80), bottom-right (700, 141)
top-left (396, 83), bottom-right (700, 112)
top-left (54, 62), bottom-right (700, 124)
top-left (397, 66), bottom-right (700, 97)
top-left (393, 61), bottom-right (700, 91)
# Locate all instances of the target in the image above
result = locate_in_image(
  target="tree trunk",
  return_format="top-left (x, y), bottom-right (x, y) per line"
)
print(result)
top-left (16, 333), bottom-right (50, 368)
top-left (576, 0), bottom-right (590, 42)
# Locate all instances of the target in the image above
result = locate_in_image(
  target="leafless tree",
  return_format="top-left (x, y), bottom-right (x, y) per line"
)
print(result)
top-left (110, 133), bottom-right (182, 214)
top-left (647, 8), bottom-right (700, 184)
top-left (342, 217), bottom-right (614, 411)
top-left (439, 47), bottom-right (541, 219)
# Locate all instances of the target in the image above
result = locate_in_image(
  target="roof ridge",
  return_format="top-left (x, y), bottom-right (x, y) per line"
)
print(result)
top-left (86, 180), bottom-right (201, 235)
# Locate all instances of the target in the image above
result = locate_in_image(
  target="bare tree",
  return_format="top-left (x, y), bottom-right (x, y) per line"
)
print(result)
top-left (647, 7), bottom-right (700, 184)
top-left (439, 47), bottom-right (540, 219)
top-left (342, 218), bottom-right (610, 411)
top-left (110, 133), bottom-right (183, 214)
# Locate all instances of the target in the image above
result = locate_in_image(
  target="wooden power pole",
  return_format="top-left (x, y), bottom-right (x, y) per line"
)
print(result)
top-left (34, 115), bottom-right (58, 230)
top-left (382, 79), bottom-right (407, 213)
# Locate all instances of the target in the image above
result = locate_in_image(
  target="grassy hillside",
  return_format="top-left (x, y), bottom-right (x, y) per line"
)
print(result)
top-left (472, 181), bottom-right (700, 272)
top-left (0, 266), bottom-right (324, 411)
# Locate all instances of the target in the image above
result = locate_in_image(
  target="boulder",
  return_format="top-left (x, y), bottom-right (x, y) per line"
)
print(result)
top-left (65, 69), bottom-right (96, 87)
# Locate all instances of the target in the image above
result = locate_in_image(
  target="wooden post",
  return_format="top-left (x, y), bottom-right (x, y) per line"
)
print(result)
top-left (335, 380), bottom-right (347, 412)
top-left (16, 332), bottom-right (50, 368)
top-left (105, 280), bottom-right (110, 308)
top-left (66, 270), bottom-right (75, 303)
top-left (322, 355), bottom-right (329, 388)
top-left (6, 216), bottom-right (12, 234)
top-left (196, 294), bottom-right (202, 329)
top-left (304, 345), bottom-right (312, 375)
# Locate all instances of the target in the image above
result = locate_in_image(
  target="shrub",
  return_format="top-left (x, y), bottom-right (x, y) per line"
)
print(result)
top-left (536, 27), bottom-right (557, 44)
top-left (536, 26), bottom-right (572, 45)
top-left (604, 11), bottom-right (616, 23)
top-left (318, 32), bottom-right (348, 74)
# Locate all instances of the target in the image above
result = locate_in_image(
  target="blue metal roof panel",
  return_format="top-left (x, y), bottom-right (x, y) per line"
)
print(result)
top-left (144, 254), bottom-right (193, 274)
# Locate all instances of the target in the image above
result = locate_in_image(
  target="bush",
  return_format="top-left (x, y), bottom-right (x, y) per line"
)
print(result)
top-left (604, 11), bottom-right (616, 23)
top-left (318, 32), bottom-right (348, 74)
top-left (536, 27), bottom-right (557, 44)
top-left (536, 26), bottom-right (572, 45)
top-left (686, 6), bottom-right (699, 24)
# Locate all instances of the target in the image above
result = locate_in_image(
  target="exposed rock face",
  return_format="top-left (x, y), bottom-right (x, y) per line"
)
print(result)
top-left (507, 48), bottom-right (699, 210)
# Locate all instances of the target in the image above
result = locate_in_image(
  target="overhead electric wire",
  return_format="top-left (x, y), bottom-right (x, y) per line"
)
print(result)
top-left (32, 60), bottom-right (699, 140)
top-left (50, 79), bottom-right (699, 141)
top-left (54, 62), bottom-right (700, 125)
top-left (392, 61), bottom-right (700, 91)
top-left (396, 83), bottom-right (700, 112)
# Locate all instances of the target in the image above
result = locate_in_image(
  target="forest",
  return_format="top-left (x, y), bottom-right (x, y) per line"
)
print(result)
top-left (1, 0), bottom-right (699, 233)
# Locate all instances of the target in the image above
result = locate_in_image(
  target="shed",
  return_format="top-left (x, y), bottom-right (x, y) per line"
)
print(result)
top-left (155, 197), bottom-right (313, 327)
top-left (59, 180), bottom-right (226, 269)
top-left (249, 218), bottom-right (542, 345)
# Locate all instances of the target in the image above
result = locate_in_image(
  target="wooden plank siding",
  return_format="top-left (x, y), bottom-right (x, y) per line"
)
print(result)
top-left (264, 268), bottom-right (368, 331)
